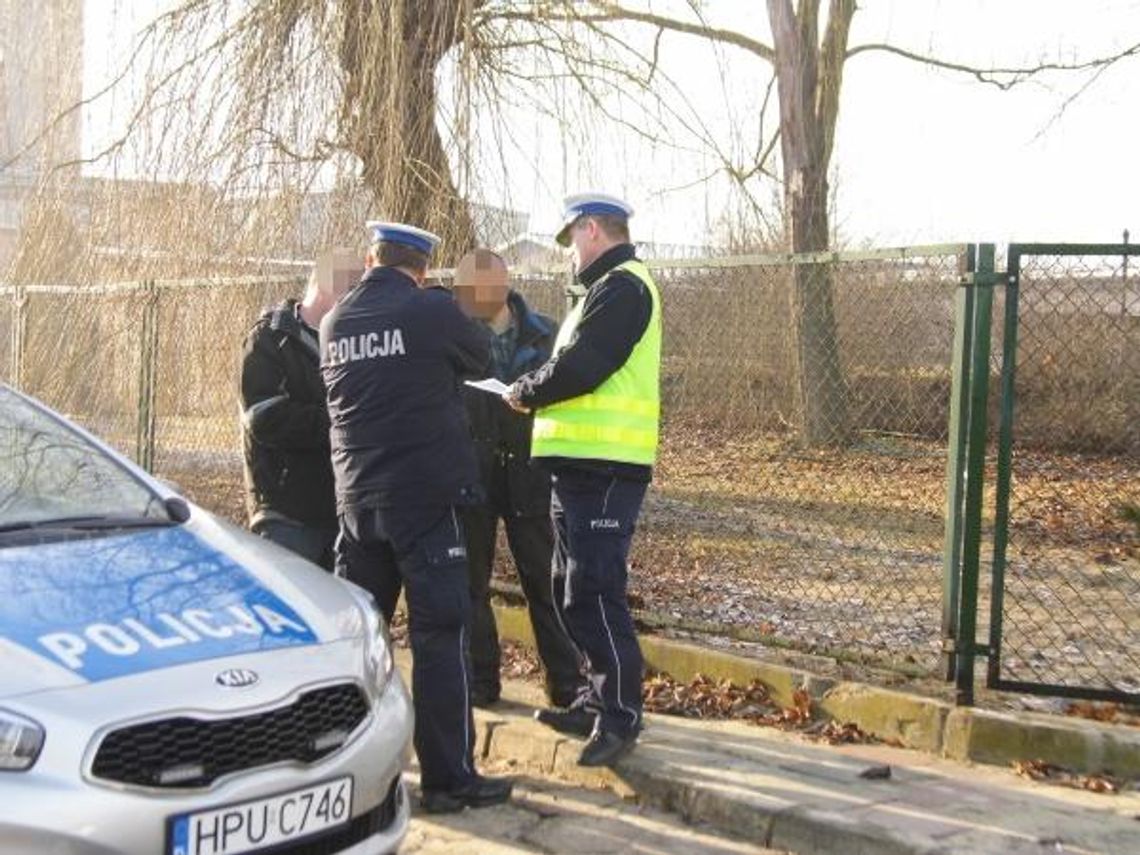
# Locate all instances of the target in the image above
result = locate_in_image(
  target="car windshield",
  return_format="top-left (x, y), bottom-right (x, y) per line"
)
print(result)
top-left (0, 388), bottom-right (165, 530)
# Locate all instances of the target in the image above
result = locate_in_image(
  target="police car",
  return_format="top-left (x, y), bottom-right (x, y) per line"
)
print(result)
top-left (0, 385), bottom-right (412, 855)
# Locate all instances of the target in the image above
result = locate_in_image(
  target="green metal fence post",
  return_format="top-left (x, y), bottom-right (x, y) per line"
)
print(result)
top-left (955, 243), bottom-right (996, 706)
top-left (135, 281), bottom-right (159, 470)
top-left (987, 246), bottom-right (1021, 687)
top-left (941, 245), bottom-right (976, 681)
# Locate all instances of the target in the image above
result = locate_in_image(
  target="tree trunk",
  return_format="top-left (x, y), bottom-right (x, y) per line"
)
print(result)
top-left (768, 0), bottom-right (851, 445)
top-left (339, 0), bottom-right (476, 259)
top-left (788, 162), bottom-right (848, 445)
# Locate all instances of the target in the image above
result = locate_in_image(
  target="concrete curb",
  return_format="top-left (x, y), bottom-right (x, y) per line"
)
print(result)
top-left (469, 706), bottom-right (1007, 852)
top-left (475, 711), bottom-right (939, 855)
top-left (492, 604), bottom-right (1140, 778)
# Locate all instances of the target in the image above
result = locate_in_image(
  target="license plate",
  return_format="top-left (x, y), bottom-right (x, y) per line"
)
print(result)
top-left (168, 776), bottom-right (353, 855)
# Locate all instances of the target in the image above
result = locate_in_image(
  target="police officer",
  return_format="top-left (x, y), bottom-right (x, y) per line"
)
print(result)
top-left (452, 248), bottom-right (584, 709)
top-left (505, 193), bottom-right (662, 768)
top-left (239, 250), bottom-right (360, 570)
top-left (321, 222), bottom-right (512, 814)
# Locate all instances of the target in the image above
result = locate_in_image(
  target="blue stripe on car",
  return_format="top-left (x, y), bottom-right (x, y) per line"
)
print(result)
top-left (0, 527), bottom-right (317, 681)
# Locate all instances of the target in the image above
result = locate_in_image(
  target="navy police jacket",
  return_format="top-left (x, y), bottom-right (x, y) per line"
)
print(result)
top-left (320, 266), bottom-right (491, 511)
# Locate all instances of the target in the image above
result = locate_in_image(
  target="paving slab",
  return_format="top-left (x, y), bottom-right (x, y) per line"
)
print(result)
top-left (401, 765), bottom-right (782, 854)
top-left (472, 680), bottom-right (1140, 855)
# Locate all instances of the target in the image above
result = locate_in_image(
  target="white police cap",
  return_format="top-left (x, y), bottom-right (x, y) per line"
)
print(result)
top-left (365, 221), bottom-right (441, 256)
top-left (555, 192), bottom-right (634, 247)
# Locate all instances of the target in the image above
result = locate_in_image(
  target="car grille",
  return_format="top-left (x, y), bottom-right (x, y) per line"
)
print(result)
top-left (91, 683), bottom-right (370, 788)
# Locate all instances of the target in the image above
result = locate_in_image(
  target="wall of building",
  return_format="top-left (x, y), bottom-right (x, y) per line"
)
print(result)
top-left (0, 0), bottom-right (83, 272)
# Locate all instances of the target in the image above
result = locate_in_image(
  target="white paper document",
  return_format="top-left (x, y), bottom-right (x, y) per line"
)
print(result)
top-left (464, 378), bottom-right (511, 396)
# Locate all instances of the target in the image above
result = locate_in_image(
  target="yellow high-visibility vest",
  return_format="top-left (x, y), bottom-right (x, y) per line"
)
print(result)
top-left (531, 259), bottom-right (661, 465)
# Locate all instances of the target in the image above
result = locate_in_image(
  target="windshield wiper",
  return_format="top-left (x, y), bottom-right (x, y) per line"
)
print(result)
top-left (0, 514), bottom-right (176, 534)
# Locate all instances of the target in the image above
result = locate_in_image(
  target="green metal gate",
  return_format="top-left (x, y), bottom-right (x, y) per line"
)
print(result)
top-left (985, 243), bottom-right (1140, 703)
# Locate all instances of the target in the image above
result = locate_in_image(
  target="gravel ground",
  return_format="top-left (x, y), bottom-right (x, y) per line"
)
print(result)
top-left (161, 426), bottom-right (1139, 712)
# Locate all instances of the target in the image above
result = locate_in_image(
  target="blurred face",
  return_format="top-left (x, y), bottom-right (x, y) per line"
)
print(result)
top-left (453, 249), bottom-right (509, 320)
top-left (317, 250), bottom-right (364, 298)
top-left (306, 249), bottom-right (364, 323)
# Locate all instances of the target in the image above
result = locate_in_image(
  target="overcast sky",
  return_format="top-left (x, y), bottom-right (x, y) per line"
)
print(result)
top-left (84, 1), bottom-right (1139, 248)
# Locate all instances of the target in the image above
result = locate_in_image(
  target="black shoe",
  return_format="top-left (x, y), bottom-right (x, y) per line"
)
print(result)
top-left (546, 679), bottom-right (586, 709)
top-left (548, 688), bottom-right (584, 708)
top-left (421, 775), bottom-right (513, 814)
top-left (534, 706), bottom-right (596, 738)
top-left (577, 728), bottom-right (638, 767)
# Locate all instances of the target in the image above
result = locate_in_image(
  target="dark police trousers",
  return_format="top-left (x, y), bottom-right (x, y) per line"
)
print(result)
top-left (550, 468), bottom-right (647, 737)
top-left (462, 490), bottom-right (582, 705)
top-left (335, 504), bottom-right (476, 791)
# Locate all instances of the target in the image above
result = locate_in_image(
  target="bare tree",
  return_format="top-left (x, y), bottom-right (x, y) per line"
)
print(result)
top-left (9, 1), bottom-right (1138, 440)
top-left (768, 0), bottom-right (853, 444)
top-left (334, 0), bottom-right (480, 253)
top-left (15, 0), bottom-right (710, 267)
top-left (514, 0), bottom-right (1140, 444)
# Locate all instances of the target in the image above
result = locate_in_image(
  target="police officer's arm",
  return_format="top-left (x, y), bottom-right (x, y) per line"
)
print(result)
top-left (443, 296), bottom-right (492, 377)
top-left (239, 327), bottom-right (330, 450)
top-left (511, 273), bottom-right (651, 408)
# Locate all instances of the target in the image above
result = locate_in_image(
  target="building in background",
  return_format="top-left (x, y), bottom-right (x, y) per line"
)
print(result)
top-left (0, 0), bottom-right (83, 271)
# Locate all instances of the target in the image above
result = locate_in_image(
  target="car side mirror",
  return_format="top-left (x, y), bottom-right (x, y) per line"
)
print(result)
top-left (164, 496), bottom-right (192, 523)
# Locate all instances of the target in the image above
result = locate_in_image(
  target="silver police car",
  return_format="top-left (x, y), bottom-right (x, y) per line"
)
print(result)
top-left (0, 385), bottom-right (413, 855)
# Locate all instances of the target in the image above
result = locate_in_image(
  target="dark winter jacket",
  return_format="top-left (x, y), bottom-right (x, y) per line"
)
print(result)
top-left (239, 299), bottom-right (336, 528)
top-left (463, 290), bottom-right (556, 517)
top-left (320, 266), bottom-right (491, 511)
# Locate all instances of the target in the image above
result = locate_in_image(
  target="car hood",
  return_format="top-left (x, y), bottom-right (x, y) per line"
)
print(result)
top-left (0, 511), bottom-right (365, 698)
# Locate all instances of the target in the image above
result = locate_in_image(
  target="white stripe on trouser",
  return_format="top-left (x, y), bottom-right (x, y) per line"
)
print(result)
top-left (453, 507), bottom-right (473, 771)
top-left (551, 571), bottom-right (585, 664)
top-left (597, 594), bottom-right (639, 730)
top-left (601, 477), bottom-right (616, 515)
top-left (459, 624), bottom-right (472, 774)
top-left (550, 495), bottom-right (588, 666)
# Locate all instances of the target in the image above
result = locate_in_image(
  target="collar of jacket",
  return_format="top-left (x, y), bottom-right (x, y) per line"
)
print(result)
top-left (506, 289), bottom-right (553, 345)
top-left (577, 243), bottom-right (637, 288)
top-left (266, 298), bottom-right (320, 360)
top-left (361, 265), bottom-right (419, 290)
top-left (267, 298), bottom-right (306, 338)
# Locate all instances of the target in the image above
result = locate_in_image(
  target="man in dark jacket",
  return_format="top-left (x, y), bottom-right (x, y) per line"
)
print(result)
top-left (453, 249), bottom-right (583, 709)
top-left (239, 250), bottom-right (360, 570)
top-left (322, 222), bottom-right (512, 815)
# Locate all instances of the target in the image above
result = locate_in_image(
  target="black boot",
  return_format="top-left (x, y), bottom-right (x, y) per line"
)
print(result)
top-left (577, 728), bottom-right (638, 767)
top-left (421, 774), bottom-right (514, 814)
top-left (546, 677), bottom-right (586, 709)
top-left (534, 705), bottom-right (596, 738)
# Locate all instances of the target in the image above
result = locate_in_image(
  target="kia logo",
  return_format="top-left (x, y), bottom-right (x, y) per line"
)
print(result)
top-left (215, 668), bottom-right (259, 688)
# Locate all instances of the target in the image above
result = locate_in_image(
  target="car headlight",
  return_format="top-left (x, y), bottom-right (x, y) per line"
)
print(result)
top-left (352, 590), bottom-right (394, 694)
top-left (0, 709), bottom-right (44, 771)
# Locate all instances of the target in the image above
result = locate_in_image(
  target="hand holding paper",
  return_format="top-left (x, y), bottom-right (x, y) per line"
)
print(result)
top-left (465, 378), bottom-right (531, 413)
top-left (464, 378), bottom-right (511, 396)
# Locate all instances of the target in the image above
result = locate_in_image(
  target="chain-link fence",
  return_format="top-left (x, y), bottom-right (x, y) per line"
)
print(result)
top-left (627, 247), bottom-right (965, 676)
top-left (1, 277), bottom-right (304, 526)
top-left (2, 245), bottom-right (1136, 694)
top-left (985, 246), bottom-right (1140, 700)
